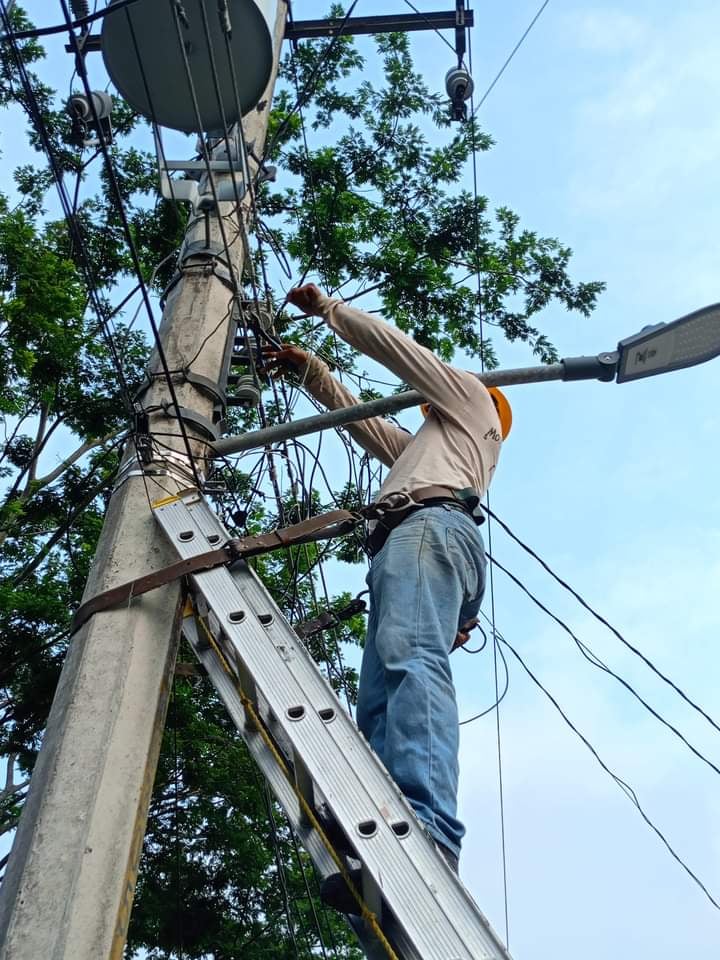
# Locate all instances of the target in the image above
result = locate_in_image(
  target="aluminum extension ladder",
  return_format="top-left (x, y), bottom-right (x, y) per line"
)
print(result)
top-left (154, 490), bottom-right (513, 960)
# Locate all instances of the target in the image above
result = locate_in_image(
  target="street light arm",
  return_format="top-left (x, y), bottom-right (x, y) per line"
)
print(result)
top-left (212, 359), bottom-right (609, 458)
top-left (212, 297), bottom-right (720, 459)
top-left (561, 351), bottom-right (619, 382)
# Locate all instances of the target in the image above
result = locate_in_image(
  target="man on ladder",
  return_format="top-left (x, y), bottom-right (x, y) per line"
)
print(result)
top-left (266, 283), bottom-right (512, 912)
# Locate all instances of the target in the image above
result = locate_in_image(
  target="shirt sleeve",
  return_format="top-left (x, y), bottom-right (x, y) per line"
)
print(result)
top-left (301, 354), bottom-right (412, 468)
top-left (316, 297), bottom-right (499, 432)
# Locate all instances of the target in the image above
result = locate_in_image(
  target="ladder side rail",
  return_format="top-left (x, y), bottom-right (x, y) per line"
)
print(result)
top-left (158, 494), bottom-right (511, 960)
top-left (181, 612), bottom-right (393, 960)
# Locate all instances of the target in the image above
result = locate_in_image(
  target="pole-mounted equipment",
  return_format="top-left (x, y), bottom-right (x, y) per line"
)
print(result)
top-left (100, 0), bottom-right (278, 132)
top-left (66, 89), bottom-right (113, 147)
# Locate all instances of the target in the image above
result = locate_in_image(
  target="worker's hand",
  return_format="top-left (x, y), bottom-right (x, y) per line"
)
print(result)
top-left (263, 343), bottom-right (310, 377)
top-left (452, 618), bottom-right (479, 653)
top-left (287, 283), bottom-right (325, 316)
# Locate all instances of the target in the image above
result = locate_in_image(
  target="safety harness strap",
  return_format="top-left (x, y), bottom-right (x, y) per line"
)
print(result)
top-left (71, 509), bottom-right (359, 635)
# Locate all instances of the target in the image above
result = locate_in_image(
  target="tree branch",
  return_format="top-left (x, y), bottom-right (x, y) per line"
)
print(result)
top-left (22, 403), bottom-right (48, 493)
top-left (0, 754), bottom-right (28, 804)
top-left (11, 473), bottom-right (110, 588)
top-left (33, 428), bottom-right (120, 490)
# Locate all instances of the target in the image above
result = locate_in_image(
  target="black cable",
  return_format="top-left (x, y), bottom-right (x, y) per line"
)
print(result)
top-left (498, 630), bottom-right (720, 912)
top-left (471, 0), bottom-right (552, 116)
top-left (399, 0), bottom-right (461, 59)
top-left (0, 0), bottom-right (140, 41)
top-left (284, 5), bottom-right (334, 291)
top-left (0, 2), bottom-right (137, 423)
top-left (164, 0), bottom-right (275, 394)
top-left (459, 629), bottom-right (510, 725)
top-left (59, 0), bottom-right (202, 487)
top-left (260, 0), bottom-right (360, 170)
top-left (484, 504), bottom-right (720, 736)
top-left (171, 680), bottom-right (185, 960)
top-left (489, 553), bottom-right (720, 780)
top-left (287, 827), bottom-right (334, 960)
top-left (466, 16), bottom-right (510, 942)
top-left (260, 780), bottom-right (305, 960)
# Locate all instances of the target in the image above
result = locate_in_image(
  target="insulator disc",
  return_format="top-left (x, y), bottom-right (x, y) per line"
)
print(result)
top-left (101, 0), bottom-right (276, 133)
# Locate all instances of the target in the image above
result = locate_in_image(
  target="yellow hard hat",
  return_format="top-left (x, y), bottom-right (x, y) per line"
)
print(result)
top-left (487, 386), bottom-right (512, 439)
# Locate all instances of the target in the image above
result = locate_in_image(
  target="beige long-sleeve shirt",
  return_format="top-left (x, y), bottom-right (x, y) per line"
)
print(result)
top-left (302, 297), bottom-right (502, 503)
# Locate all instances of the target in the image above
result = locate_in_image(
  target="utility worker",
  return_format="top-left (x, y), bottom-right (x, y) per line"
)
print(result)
top-left (265, 283), bottom-right (511, 912)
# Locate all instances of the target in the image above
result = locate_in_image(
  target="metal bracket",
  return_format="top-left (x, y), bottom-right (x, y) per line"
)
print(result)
top-left (70, 9), bottom-right (475, 50)
top-left (295, 597), bottom-right (368, 639)
top-left (112, 448), bottom-right (201, 494)
top-left (158, 403), bottom-right (221, 441)
top-left (134, 370), bottom-right (227, 414)
top-left (132, 403), bottom-right (153, 464)
top-left (232, 297), bottom-right (273, 332)
top-left (161, 258), bottom-right (235, 307)
top-left (154, 127), bottom-right (250, 215)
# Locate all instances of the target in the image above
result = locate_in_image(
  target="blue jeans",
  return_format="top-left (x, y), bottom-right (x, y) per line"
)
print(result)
top-left (357, 504), bottom-right (487, 857)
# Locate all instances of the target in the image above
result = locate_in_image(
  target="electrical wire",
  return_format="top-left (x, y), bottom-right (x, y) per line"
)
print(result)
top-left (58, 0), bottom-right (202, 487)
top-left (171, 680), bottom-right (185, 960)
top-left (0, 2), bottom-right (137, 425)
top-left (471, 0), bottom-right (552, 116)
top-left (498, 629), bottom-right (720, 912)
top-left (459, 623), bottom-right (510, 725)
top-left (260, 0), bottom-right (360, 171)
top-left (0, 0), bottom-right (141, 41)
top-left (483, 504), bottom-right (720, 736)
top-left (489, 552), bottom-right (720, 780)
top-left (466, 8), bottom-right (510, 942)
top-left (399, 0), bottom-right (463, 59)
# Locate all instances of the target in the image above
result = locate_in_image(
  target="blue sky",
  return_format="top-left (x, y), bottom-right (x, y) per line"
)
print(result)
top-left (2, 2), bottom-right (719, 958)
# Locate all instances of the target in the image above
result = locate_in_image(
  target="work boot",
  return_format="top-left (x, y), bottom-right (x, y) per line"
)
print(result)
top-left (320, 866), bottom-right (363, 915)
top-left (436, 842), bottom-right (459, 874)
top-left (321, 844), bottom-right (459, 916)
top-left (315, 806), bottom-right (355, 857)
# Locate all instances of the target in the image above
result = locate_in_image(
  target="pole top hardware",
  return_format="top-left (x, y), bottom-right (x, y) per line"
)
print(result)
top-left (445, 66), bottom-right (474, 121)
top-left (100, 0), bottom-right (277, 133)
top-left (232, 297), bottom-right (273, 331)
top-left (154, 127), bottom-right (250, 214)
top-left (67, 90), bottom-right (113, 148)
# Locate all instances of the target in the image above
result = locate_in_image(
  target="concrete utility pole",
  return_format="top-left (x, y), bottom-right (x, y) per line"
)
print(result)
top-left (0, 6), bottom-right (287, 959)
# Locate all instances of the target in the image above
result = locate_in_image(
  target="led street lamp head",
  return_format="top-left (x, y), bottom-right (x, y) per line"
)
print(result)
top-left (616, 302), bottom-right (720, 383)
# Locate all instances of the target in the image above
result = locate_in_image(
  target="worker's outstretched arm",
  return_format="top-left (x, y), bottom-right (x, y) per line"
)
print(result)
top-left (264, 344), bottom-right (411, 468)
top-left (288, 285), bottom-right (497, 430)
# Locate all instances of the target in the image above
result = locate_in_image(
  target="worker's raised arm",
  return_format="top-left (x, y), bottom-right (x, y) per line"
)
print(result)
top-left (264, 344), bottom-right (411, 468)
top-left (287, 285), bottom-right (496, 430)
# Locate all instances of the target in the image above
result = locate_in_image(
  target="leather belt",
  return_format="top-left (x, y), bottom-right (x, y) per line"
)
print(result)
top-left (365, 486), bottom-right (480, 558)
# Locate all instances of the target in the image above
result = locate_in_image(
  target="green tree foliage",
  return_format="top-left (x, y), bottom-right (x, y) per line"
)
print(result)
top-left (0, 5), bottom-right (603, 957)
top-left (266, 22), bottom-right (604, 364)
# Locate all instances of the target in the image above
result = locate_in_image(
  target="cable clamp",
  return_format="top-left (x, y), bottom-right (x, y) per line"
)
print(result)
top-left (157, 402), bottom-right (221, 441)
top-left (112, 448), bottom-right (201, 494)
top-left (160, 258), bottom-right (235, 306)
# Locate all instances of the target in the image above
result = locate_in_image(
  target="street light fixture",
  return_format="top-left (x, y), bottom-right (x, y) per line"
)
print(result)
top-left (616, 302), bottom-right (720, 383)
top-left (211, 302), bottom-right (720, 457)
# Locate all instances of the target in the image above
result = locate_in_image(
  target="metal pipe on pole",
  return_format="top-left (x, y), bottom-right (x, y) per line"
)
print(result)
top-left (212, 354), bottom-right (617, 456)
top-left (0, 7), bottom-right (287, 959)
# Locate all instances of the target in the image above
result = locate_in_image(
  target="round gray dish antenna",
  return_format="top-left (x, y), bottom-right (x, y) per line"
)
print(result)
top-left (101, 0), bottom-right (276, 133)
